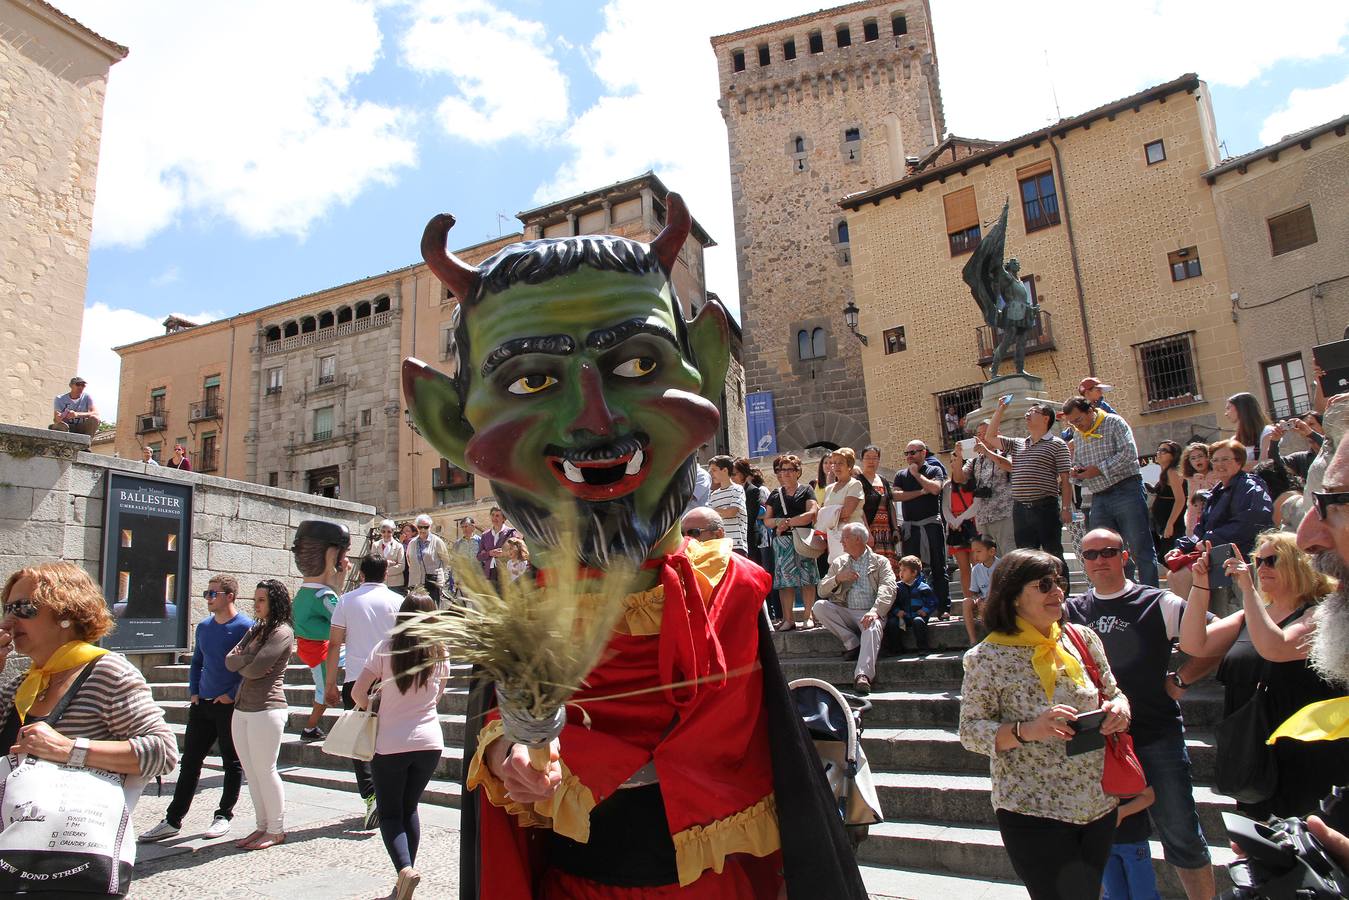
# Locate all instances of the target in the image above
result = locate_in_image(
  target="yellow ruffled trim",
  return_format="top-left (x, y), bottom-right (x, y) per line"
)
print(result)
top-left (671, 793), bottom-right (781, 887)
top-left (464, 719), bottom-right (598, 839)
top-left (615, 585), bottom-right (665, 636)
top-left (593, 540), bottom-right (734, 637)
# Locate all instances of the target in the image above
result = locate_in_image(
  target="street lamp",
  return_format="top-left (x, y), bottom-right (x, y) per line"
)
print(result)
top-left (842, 300), bottom-right (868, 345)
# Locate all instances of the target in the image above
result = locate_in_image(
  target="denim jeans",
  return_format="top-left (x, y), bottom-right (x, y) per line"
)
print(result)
top-left (1134, 734), bottom-right (1211, 870)
top-left (1102, 840), bottom-right (1161, 900)
top-left (1087, 476), bottom-right (1159, 586)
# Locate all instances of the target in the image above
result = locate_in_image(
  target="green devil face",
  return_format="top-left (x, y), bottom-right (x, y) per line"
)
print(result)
top-left (404, 263), bottom-right (731, 566)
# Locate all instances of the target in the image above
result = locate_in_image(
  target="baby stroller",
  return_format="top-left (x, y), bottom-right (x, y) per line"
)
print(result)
top-left (790, 677), bottom-right (883, 848)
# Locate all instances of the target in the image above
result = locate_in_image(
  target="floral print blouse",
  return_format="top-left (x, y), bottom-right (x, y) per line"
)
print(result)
top-left (959, 625), bottom-right (1125, 825)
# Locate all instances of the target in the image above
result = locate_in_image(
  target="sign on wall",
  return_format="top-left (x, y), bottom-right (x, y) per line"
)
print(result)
top-left (100, 473), bottom-right (194, 652)
top-left (746, 391), bottom-right (778, 457)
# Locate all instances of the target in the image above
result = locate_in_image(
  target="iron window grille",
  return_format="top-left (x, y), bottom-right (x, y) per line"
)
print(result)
top-left (1134, 332), bottom-right (1202, 411)
top-left (1262, 354), bottom-right (1311, 419)
top-left (934, 384), bottom-right (984, 451)
top-left (1020, 171), bottom-right (1061, 232)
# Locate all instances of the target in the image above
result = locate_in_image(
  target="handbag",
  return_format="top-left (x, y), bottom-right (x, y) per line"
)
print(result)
top-left (1214, 655), bottom-right (1279, 804)
top-left (778, 488), bottom-right (827, 559)
top-left (0, 658), bottom-right (138, 896)
top-left (323, 687), bottom-right (380, 762)
top-left (1061, 623), bottom-right (1148, 797)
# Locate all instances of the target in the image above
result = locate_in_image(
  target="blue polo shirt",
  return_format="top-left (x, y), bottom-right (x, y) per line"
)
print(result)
top-left (189, 612), bottom-right (255, 700)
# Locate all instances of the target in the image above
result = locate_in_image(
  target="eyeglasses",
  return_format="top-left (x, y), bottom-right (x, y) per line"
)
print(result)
top-left (903, 450), bottom-right (923, 457)
top-left (1033, 575), bottom-right (1070, 594)
top-left (1080, 547), bottom-right (1123, 561)
top-left (202, 589), bottom-right (232, 599)
top-left (775, 467), bottom-right (801, 474)
top-left (684, 527), bottom-right (719, 537)
top-left (1210, 455), bottom-right (1237, 465)
top-left (417, 525), bottom-right (430, 530)
top-left (1253, 555), bottom-right (1279, 570)
top-left (1156, 448), bottom-right (1174, 455)
top-left (2, 599), bottom-right (38, 619)
top-left (1312, 491), bottom-right (1349, 525)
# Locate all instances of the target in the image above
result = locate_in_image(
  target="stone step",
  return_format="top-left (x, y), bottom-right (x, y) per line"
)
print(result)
top-left (156, 699), bottom-right (472, 745)
top-left (868, 770), bottom-right (1236, 838)
top-left (196, 757), bottom-right (464, 809)
top-left (163, 720), bottom-right (465, 781)
top-left (857, 863), bottom-right (1028, 899)
top-left (858, 726), bottom-right (1218, 782)
top-left (855, 819), bottom-right (1234, 898)
top-left (151, 682), bottom-right (472, 716)
top-left (145, 661), bottom-right (473, 686)
top-left (773, 622), bottom-right (973, 659)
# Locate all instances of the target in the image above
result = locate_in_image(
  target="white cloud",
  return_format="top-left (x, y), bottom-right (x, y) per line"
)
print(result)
top-left (543, 0), bottom-right (1349, 317)
top-left (399, 0), bottom-right (569, 144)
top-left (149, 266), bottom-right (179, 287)
top-left (61, 1), bottom-right (418, 247)
top-left (1260, 75), bottom-right (1349, 145)
top-left (78, 302), bottom-right (221, 423)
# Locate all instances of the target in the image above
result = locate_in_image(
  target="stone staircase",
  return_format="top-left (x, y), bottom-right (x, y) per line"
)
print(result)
top-left (143, 553), bottom-right (1235, 897)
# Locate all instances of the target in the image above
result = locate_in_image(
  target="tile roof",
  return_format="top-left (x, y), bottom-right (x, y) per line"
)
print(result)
top-left (1203, 114), bottom-right (1349, 183)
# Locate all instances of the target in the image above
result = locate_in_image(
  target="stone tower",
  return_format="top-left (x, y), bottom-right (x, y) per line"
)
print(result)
top-left (712, 1), bottom-right (943, 453)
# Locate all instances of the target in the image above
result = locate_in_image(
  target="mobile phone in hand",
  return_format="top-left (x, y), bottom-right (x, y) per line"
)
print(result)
top-left (1208, 543), bottom-right (1236, 590)
top-left (1066, 708), bottom-right (1107, 756)
top-left (1000, 393), bottom-right (1014, 405)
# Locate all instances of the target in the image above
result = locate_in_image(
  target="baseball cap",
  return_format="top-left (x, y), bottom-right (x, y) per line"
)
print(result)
top-left (70, 376), bottom-right (87, 385)
top-left (1079, 377), bottom-right (1112, 393)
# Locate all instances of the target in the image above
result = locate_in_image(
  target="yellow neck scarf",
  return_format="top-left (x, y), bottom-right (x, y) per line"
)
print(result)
top-left (1266, 697), bottom-right (1349, 745)
top-left (14, 640), bottom-right (108, 723)
top-left (984, 617), bottom-right (1087, 702)
top-left (1075, 408), bottom-right (1107, 440)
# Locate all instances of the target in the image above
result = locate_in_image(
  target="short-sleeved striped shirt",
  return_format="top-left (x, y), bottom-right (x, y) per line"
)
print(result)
top-left (1008, 434), bottom-right (1071, 502)
top-left (707, 482), bottom-right (747, 551)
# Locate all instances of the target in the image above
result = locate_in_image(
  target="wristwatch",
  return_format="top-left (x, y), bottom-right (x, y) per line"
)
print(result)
top-left (67, 737), bottom-right (90, 768)
top-left (1169, 671), bottom-right (1190, 690)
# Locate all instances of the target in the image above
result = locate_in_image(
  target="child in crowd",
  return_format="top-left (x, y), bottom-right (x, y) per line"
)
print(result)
top-left (884, 555), bottom-right (938, 655)
top-left (964, 535), bottom-right (998, 646)
top-left (1102, 785), bottom-right (1161, 900)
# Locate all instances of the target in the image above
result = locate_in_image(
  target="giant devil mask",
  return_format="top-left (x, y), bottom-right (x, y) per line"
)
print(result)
top-left (402, 194), bottom-right (731, 568)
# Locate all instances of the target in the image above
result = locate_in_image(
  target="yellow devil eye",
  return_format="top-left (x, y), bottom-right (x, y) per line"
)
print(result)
top-left (613, 357), bottom-right (657, 378)
top-left (507, 373), bottom-right (557, 395)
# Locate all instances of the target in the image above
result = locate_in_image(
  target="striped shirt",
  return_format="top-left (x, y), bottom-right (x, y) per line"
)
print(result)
top-left (0, 652), bottom-right (178, 781)
top-left (1007, 434), bottom-right (1071, 502)
top-left (707, 482), bottom-right (748, 551)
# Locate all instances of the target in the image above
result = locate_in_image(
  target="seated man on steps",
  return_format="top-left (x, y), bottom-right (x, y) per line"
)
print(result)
top-left (884, 555), bottom-right (940, 656)
top-left (815, 523), bottom-right (897, 695)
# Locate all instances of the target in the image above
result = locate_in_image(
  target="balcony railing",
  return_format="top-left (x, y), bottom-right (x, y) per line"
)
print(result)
top-left (312, 429), bottom-right (334, 443)
top-left (976, 310), bottom-right (1055, 366)
top-left (317, 373), bottom-right (336, 386)
top-left (262, 309), bottom-right (392, 355)
top-left (265, 385), bottom-right (282, 396)
top-left (136, 412), bottom-right (167, 434)
top-left (197, 449), bottom-right (218, 472)
top-left (189, 399), bottom-right (221, 422)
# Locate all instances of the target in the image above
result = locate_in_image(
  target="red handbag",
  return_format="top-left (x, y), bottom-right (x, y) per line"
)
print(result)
top-left (1062, 623), bottom-right (1148, 796)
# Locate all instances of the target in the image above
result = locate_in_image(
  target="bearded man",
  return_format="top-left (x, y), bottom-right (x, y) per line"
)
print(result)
top-left (404, 195), bottom-right (866, 899)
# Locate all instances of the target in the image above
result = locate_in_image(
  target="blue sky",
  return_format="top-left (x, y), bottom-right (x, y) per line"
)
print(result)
top-left (60, 1), bottom-right (1349, 418)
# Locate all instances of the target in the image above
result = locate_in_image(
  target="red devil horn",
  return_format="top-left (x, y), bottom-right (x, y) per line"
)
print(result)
top-left (421, 213), bottom-right (481, 301)
top-left (650, 192), bottom-right (691, 274)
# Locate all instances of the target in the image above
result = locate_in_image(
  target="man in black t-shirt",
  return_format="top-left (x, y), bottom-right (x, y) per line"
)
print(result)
top-left (1065, 528), bottom-right (1222, 900)
top-left (893, 441), bottom-right (949, 615)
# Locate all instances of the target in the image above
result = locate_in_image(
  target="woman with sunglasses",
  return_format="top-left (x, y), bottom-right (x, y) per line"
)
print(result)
top-left (960, 549), bottom-right (1131, 899)
top-left (166, 444), bottom-right (193, 471)
top-left (1179, 531), bottom-right (1348, 820)
top-left (763, 453), bottom-right (820, 631)
top-left (1150, 441), bottom-right (1186, 558)
top-left (0, 563), bottom-right (178, 825)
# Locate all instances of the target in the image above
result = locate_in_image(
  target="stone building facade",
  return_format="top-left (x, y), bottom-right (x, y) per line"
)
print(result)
top-left (712, 1), bottom-right (944, 454)
top-left (0, 0), bottom-right (125, 428)
top-left (1206, 116), bottom-right (1349, 419)
top-left (842, 74), bottom-right (1249, 461)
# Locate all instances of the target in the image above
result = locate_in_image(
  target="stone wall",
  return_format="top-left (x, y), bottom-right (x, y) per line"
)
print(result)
top-left (0, 1), bottom-right (124, 428)
top-left (0, 423), bottom-right (374, 662)
top-left (713, 1), bottom-right (943, 454)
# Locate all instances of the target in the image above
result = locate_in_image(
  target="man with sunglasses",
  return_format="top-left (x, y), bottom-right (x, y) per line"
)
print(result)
top-left (892, 440), bottom-right (951, 617)
top-left (141, 575), bottom-right (253, 843)
top-left (1065, 528), bottom-right (1222, 900)
top-left (679, 506), bottom-right (727, 544)
top-left (986, 397), bottom-right (1073, 574)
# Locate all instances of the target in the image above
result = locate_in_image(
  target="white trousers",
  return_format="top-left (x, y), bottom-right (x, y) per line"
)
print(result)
top-left (232, 708), bottom-right (287, 832)
top-left (812, 600), bottom-right (881, 680)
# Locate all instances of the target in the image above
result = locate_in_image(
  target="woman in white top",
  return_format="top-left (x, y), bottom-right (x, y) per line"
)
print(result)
top-left (819, 447), bottom-right (866, 561)
top-left (1226, 392), bottom-right (1276, 471)
top-left (502, 536), bottom-right (533, 583)
top-left (354, 591), bottom-right (451, 900)
top-left (374, 519), bottom-right (407, 594)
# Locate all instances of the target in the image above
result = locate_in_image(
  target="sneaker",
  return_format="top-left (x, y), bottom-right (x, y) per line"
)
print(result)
top-left (203, 815), bottom-right (231, 839)
top-left (363, 795), bottom-right (379, 831)
top-left (138, 819), bottom-right (180, 843)
top-left (300, 726), bottom-right (325, 743)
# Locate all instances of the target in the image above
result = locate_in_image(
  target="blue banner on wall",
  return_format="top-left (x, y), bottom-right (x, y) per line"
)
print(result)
top-left (746, 391), bottom-right (778, 457)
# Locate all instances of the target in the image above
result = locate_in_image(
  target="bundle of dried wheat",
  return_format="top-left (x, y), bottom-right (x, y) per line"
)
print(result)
top-left (399, 522), bottom-right (635, 770)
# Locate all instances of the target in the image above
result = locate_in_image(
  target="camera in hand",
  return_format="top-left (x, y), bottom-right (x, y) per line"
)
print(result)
top-left (972, 486), bottom-right (994, 499)
top-left (1221, 785), bottom-right (1346, 899)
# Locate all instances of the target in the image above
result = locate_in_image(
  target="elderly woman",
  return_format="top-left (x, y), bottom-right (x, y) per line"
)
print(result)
top-left (960, 549), bottom-right (1131, 899)
top-left (373, 519), bottom-right (407, 595)
top-left (406, 514), bottom-right (451, 606)
top-left (819, 447), bottom-right (866, 562)
top-left (1168, 440), bottom-right (1274, 600)
top-left (764, 453), bottom-right (820, 631)
top-left (1180, 530), bottom-right (1349, 820)
top-left (0, 562), bottom-right (178, 808)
